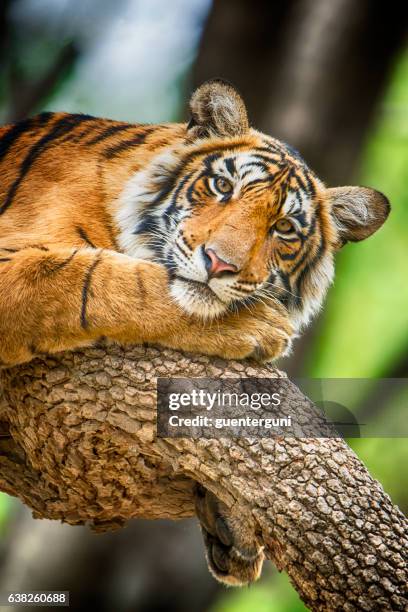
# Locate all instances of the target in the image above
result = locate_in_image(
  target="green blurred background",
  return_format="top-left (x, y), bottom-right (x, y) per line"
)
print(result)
top-left (0, 1), bottom-right (407, 610)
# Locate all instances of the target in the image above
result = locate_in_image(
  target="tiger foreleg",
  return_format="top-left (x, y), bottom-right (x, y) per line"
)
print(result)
top-left (0, 245), bottom-right (294, 366)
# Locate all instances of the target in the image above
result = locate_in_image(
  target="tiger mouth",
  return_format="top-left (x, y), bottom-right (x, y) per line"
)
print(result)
top-left (180, 277), bottom-right (221, 298)
top-left (171, 275), bottom-right (230, 318)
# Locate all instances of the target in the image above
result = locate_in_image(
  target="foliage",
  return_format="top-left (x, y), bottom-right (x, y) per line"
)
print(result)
top-left (211, 570), bottom-right (307, 612)
top-left (310, 49), bottom-right (408, 378)
top-left (217, 47), bottom-right (408, 612)
top-left (0, 493), bottom-right (12, 533)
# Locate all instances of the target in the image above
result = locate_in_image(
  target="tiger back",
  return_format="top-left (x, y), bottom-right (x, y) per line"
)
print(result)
top-left (0, 79), bottom-right (389, 367)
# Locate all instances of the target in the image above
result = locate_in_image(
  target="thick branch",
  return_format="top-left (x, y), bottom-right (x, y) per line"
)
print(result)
top-left (0, 346), bottom-right (407, 610)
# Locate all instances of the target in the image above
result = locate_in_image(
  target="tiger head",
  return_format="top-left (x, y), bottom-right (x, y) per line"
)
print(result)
top-left (117, 80), bottom-right (390, 329)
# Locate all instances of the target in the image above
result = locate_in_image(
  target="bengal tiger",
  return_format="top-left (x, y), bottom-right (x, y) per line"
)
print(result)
top-left (0, 79), bottom-right (390, 585)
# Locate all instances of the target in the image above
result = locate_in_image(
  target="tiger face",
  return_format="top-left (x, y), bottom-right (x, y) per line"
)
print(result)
top-left (117, 80), bottom-right (390, 329)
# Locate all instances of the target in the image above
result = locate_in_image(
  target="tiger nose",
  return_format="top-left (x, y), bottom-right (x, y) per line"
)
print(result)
top-left (204, 247), bottom-right (239, 279)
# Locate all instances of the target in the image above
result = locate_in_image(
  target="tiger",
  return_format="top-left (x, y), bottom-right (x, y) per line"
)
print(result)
top-left (0, 79), bottom-right (390, 585)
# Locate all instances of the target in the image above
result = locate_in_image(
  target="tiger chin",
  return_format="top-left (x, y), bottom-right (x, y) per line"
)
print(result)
top-left (0, 79), bottom-right (390, 584)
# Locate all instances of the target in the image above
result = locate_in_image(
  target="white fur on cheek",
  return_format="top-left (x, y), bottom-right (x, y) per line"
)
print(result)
top-left (170, 279), bottom-right (227, 319)
top-left (115, 149), bottom-right (181, 260)
top-left (289, 255), bottom-right (335, 330)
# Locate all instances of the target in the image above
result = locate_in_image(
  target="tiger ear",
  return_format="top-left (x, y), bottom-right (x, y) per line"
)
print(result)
top-left (188, 79), bottom-right (249, 139)
top-left (328, 186), bottom-right (390, 247)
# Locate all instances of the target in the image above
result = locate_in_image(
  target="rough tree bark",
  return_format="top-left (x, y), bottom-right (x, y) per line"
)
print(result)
top-left (0, 346), bottom-right (406, 611)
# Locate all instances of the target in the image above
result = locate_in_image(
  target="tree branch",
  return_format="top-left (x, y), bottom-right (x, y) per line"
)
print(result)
top-left (0, 346), bottom-right (407, 610)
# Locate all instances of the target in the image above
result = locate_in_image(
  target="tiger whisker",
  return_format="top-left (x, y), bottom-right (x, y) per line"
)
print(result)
top-left (261, 281), bottom-right (302, 301)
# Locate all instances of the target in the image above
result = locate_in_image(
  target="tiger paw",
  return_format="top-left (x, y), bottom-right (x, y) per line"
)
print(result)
top-left (195, 484), bottom-right (264, 586)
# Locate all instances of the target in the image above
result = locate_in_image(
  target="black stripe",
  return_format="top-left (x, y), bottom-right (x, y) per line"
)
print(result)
top-left (266, 271), bottom-right (277, 284)
top-left (29, 343), bottom-right (38, 355)
top-left (152, 169), bottom-right (192, 213)
top-left (58, 121), bottom-right (98, 144)
top-left (0, 247), bottom-right (18, 252)
top-left (160, 143), bottom-right (250, 199)
top-left (304, 214), bottom-right (318, 239)
top-left (136, 142), bottom-right (256, 218)
top-left (294, 218), bottom-right (326, 301)
top-left (27, 244), bottom-right (49, 251)
top-left (294, 212), bottom-right (308, 228)
top-left (293, 262), bottom-right (311, 308)
top-left (293, 211), bottom-right (322, 282)
top-left (242, 177), bottom-right (276, 193)
top-left (0, 113), bottom-right (55, 165)
top-left (283, 142), bottom-right (303, 161)
top-left (179, 233), bottom-right (194, 252)
top-left (293, 169), bottom-right (316, 198)
top-left (282, 236), bottom-right (302, 244)
top-left (198, 144), bottom-right (251, 168)
top-left (278, 250), bottom-right (300, 261)
top-left (165, 172), bottom-right (193, 222)
top-left (86, 123), bottom-right (134, 145)
top-left (290, 224), bottom-right (314, 273)
top-left (203, 153), bottom-right (221, 172)
top-left (241, 160), bottom-right (268, 173)
top-left (0, 118), bottom-right (33, 164)
top-left (187, 170), bottom-right (214, 205)
top-left (259, 142), bottom-right (317, 197)
top-left (69, 123), bottom-right (102, 144)
top-left (224, 157), bottom-right (237, 176)
top-left (261, 144), bottom-right (289, 166)
top-left (186, 176), bottom-right (201, 205)
top-left (53, 249), bottom-right (78, 271)
top-left (292, 172), bottom-right (307, 193)
top-left (136, 273), bottom-right (147, 303)
top-left (303, 172), bottom-right (316, 197)
top-left (276, 271), bottom-right (293, 308)
top-left (290, 251), bottom-right (308, 276)
top-left (240, 160), bottom-right (268, 171)
top-left (0, 258), bottom-right (12, 262)
top-left (176, 238), bottom-right (191, 260)
top-left (259, 141), bottom-right (283, 155)
top-left (187, 117), bottom-right (197, 130)
top-left (105, 219), bottom-right (119, 251)
top-left (34, 112), bottom-right (56, 128)
top-left (252, 152), bottom-right (284, 166)
top-left (133, 214), bottom-right (159, 236)
top-left (103, 128), bottom-right (154, 158)
top-left (80, 253), bottom-right (103, 329)
top-left (77, 226), bottom-right (96, 248)
top-left (164, 250), bottom-right (177, 276)
top-left (0, 114), bottom-right (95, 216)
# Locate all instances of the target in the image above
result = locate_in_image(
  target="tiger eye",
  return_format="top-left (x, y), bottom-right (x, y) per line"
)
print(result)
top-left (214, 177), bottom-right (233, 194)
top-left (275, 218), bottom-right (294, 234)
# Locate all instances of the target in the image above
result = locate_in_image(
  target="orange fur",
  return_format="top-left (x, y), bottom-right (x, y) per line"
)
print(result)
top-left (0, 81), bottom-right (389, 367)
